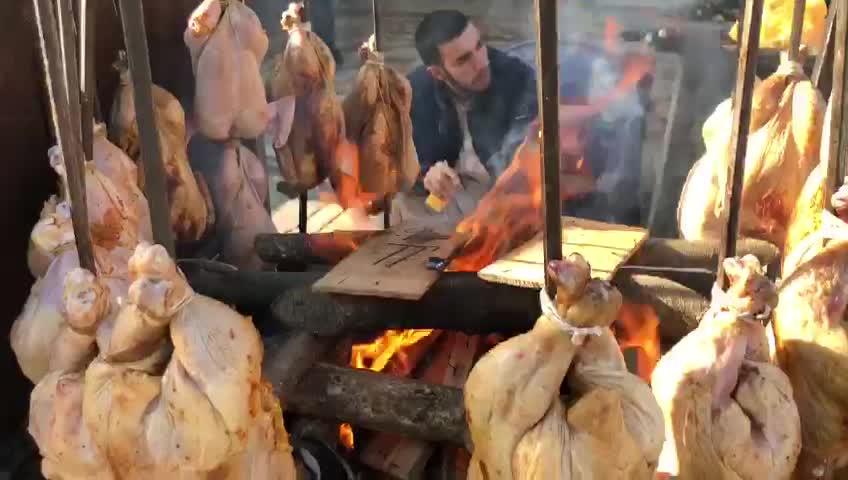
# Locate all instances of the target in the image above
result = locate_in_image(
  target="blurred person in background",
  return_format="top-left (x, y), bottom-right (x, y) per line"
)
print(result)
top-left (305, 0), bottom-right (343, 65)
top-left (392, 9), bottom-right (538, 226)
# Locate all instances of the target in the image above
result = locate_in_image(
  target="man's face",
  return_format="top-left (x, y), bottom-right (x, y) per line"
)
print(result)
top-left (428, 23), bottom-right (491, 93)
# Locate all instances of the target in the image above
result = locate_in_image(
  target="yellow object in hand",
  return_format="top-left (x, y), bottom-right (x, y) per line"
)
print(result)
top-left (426, 194), bottom-right (447, 212)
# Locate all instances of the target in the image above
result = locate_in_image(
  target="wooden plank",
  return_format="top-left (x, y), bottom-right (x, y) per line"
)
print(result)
top-left (359, 333), bottom-right (480, 480)
top-left (476, 216), bottom-right (648, 289)
top-left (312, 224), bottom-right (460, 300)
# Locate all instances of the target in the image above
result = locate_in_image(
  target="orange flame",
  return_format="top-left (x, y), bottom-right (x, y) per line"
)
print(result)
top-left (339, 328), bottom-right (436, 450)
top-left (615, 302), bottom-right (661, 382)
top-left (322, 140), bottom-right (382, 211)
top-left (449, 52), bottom-right (654, 272)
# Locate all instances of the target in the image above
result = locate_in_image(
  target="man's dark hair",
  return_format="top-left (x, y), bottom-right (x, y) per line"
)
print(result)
top-left (414, 10), bottom-right (470, 66)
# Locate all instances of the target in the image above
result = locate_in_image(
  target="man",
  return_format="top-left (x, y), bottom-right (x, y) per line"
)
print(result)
top-left (392, 10), bottom-right (538, 226)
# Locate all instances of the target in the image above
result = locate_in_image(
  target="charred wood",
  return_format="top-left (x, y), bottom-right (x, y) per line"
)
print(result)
top-left (263, 332), bottom-right (340, 398)
top-left (179, 259), bottom-right (326, 312)
top-left (255, 231), bottom-right (378, 268)
top-left (271, 272), bottom-right (706, 343)
top-left (280, 362), bottom-right (468, 447)
top-left (256, 233), bottom-right (779, 291)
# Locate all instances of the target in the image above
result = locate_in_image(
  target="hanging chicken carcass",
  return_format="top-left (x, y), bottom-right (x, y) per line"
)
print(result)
top-left (338, 36), bottom-right (419, 212)
top-left (109, 53), bottom-right (213, 244)
top-left (27, 243), bottom-right (297, 479)
top-left (464, 253), bottom-right (664, 479)
top-left (184, 0), bottom-right (270, 141)
top-left (188, 135), bottom-right (275, 270)
top-left (12, 196), bottom-right (132, 383)
top-left (92, 123), bottom-right (154, 243)
top-left (651, 255), bottom-right (801, 479)
top-left (269, 2), bottom-right (344, 195)
top-left (772, 180), bottom-right (848, 477)
top-left (28, 196), bottom-right (74, 278)
top-left (677, 58), bottom-right (825, 248)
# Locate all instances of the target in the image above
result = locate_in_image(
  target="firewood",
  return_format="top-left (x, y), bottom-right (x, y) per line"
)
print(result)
top-left (179, 259), bottom-right (327, 312)
top-left (255, 231), bottom-right (378, 268)
top-left (262, 332), bottom-right (340, 399)
top-left (271, 271), bottom-right (706, 344)
top-left (280, 362), bottom-right (468, 446)
top-left (256, 233), bottom-right (778, 272)
top-left (256, 233), bottom-right (779, 294)
top-left (359, 333), bottom-right (481, 480)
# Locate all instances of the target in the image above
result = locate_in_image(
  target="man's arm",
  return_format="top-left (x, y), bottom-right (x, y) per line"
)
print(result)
top-left (484, 64), bottom-right (539, 177)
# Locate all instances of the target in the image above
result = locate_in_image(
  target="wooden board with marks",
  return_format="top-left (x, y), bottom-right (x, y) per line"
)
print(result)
top-left (477, 216), bottom-right (649, 288)
top-left (311, 224), bottom-right (460, 300)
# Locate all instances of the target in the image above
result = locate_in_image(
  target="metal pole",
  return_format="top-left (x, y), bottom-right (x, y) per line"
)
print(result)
top-left (716, 0), bottom-right (764, 289)
top-left (827, 0), bottom-right (848, 214)
top-left (79, 0), bottom-right (96, 160)
top-left (371, 0), bottom-right (392, 229)
top-left (534, 0), bottom-right (562, 298)
top-left (117, 0), bottom-right (176, 256)
top-left (299, 193), bottom-right (308, 233)
top-left (789, 0), bottom-right (807, 61)
top-left (32, 0), bottom-right (96, 273)
top-left (812, 1), bottom-right (836, 89)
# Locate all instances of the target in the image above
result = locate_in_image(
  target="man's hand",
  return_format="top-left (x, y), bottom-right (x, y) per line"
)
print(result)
top-left (424, 161), bottom-right (462, 202)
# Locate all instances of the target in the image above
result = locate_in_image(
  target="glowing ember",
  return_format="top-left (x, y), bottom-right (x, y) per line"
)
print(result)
top-left (339, 423), bottom-right (355, 450)
top-left (615, 302), bottom-right (661, 383)
top-left (339, 328), bottom-right (436, 450)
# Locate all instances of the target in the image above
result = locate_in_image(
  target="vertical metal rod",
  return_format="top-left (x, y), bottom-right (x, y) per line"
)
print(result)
top-left (32, 0), bottom-right (96, 274)
top-left (117, 0), bottom-right (175, 256)
top-left (789, 0), bottom-right (807, 61)
top-left (371, 0), bottom-right (391, 229)
top-left (372, 0), bottom-right (382, 51)
top-left (299, 193), bottom-right (308, 233)
top-left (79, 0), bottom-right (96, 160)
top-left (812, 1), bottom-right (836, 89)
top-left (534, 0), bottom-right (562, 298)
top-left (827, 0), bottom-right (848, 214)
top-left (57, 0), bottom-right (82, 151)
top-left (716, 0), bottom-right (764, 290)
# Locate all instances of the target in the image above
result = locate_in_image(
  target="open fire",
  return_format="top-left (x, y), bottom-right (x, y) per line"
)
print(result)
top-left (328, 16), bottom-right (660, 457)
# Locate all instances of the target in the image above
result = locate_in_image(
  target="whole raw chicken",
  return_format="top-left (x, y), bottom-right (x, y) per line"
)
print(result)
top-left (188, 135), bottom-right (275, 270)
top-left (28, 243), bottom-right (297, 479)
top-left (28, 196), bottom-right (74, 278)
top-left (184, 0), bottom-right (270, 140)
top-left (49, 145), bottom-right (143, 252)
top-left (270, 2), bottom-right (344, 195)
top-left (677, 57), bottom-right (824, 248)
top-left (464, 253), bottom-right (664, 479)
top-left (651, 255), bottom-right (801, 479)
top-left (339, 36), bottom-right (419, 212)
top-left (773, 192), bottom-right (848, 478)
top-left (109, 53), bottom-right (213, 243)
top-left (11, 202), bottom-right (131, 383)
top-left (92, 123), bottom-right (154, 243)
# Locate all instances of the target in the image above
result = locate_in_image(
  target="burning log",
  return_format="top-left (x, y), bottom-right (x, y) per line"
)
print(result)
top-left (255, 231), bottom-right (378, 268)
top-left (263, 332), bottom-right (340, 398)
top-left (179, 259), bottom-right (327, 311)
top-left (271, 271), bottom-right (706, 344)
top-left (280, 361), bottom-right (468, 446)
top-left (256, 232), bottom-right (778, 291)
